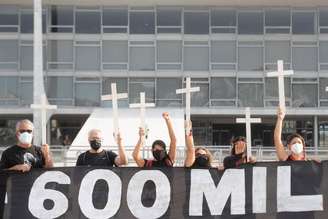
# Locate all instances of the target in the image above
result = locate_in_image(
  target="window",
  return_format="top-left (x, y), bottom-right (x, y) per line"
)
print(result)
top-left (319, 78), bottom-right (328, 106)
top-left (20, 9), bottom-right (46, 33)
top-left (292, 43), bottom-right (318, 71)
top-left (75, 78), bottom-right (100, 106)
top-left (186, 78), bottom-right (209, 107)
top-left (75, 41), bottom-right (100, 71)
top-left (102, 41), bottom-right (128, 70)
top-left (319, 9), bottom-right (328, 33)
top-left (102, 78), bottom-right (128, 107)
top-left (238, 79), bottom-right (264, 107)
top-left (157, 8), bottom-right (181, 33)
top-left (211, 41), bottom-right (236, 70)
top-left (0, 76), bottom-right (19, 105)
top-left (184, 11), bottom-right (209, 34)
top-left (157, 41), bottom-right (182, 70)
top-left (47, 40), bottom-right (73, 70)
top-left (319, 78), bottom-right (328, 102)
top-left (20, 41), bottom-right (46, 71)
top-left (210, 77), bottom-right (236, 106)
top-left (50, 116), bottom-right (87, 146)
top-left (292, 81), bottom-right (318, 107)
top-left (50, 6), bottom-right (74, 33)
top-left (0, 40), bottom-right (18, 70)
top-left (238, 42), bottom-right (263, 71)
top-left (0, 6), bottom-right (18, 32)
top-left (156, 78), bottom-right (182, 107)
top-left (265, 9), bottom-right (290, 33)
top-left (292, 11), bottom-right (316, 34)
top-left (102, 8), bottom-right (128, 33)
top-left (211, 9), bottom-right (236, 33)
top-left (129, 78), bottom-right (155, 104)
top-left (265, 41), bottom-right (291, 70)
top-left (129, 41), bottom-right (155, 71)
top-left (46, 77), bottom-right (73, 105)
top-left (184, 41), bottom-right (209, 71)
top-left (265, 78), bottom-right (291, 106)
top-left (75, 9), bottom-right (101, 34)
top-left (319, 42), bottom-right (328, 70)
top-left (129, 11), bottom-right (155, 34)
top-left (20, 77), bottom-right (33, 105)
top-left (238, 12), bottom-right (263, 34)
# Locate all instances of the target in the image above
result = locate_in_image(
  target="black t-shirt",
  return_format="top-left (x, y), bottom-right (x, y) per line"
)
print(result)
top-left (76, 150), bottom-right (118, 167)
top-left (0, 145), bottom-right (45, 170)
top-left (143, 158), bottom-right (173, 167)
top-left (223, 154), bottom-right (244, 169)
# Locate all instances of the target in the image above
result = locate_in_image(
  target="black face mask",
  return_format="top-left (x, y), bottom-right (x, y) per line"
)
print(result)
top-left (153, 150), bottom-right (166, 161)
top-left (195, 155), bottom-right (210, 167)
top-left (90, 140), bottom-right (101, 150)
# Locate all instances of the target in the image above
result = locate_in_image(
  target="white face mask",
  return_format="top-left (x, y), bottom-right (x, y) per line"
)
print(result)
top-left (18, 132), bottom-right (33, 145)
top-left (291, 143), bottom-right (303, 155)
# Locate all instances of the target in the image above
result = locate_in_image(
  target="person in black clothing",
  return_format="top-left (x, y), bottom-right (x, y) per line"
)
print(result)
top-left (274, 106), bottom-right (310, 162)
top-left (133, 112), bottom-right (177, 167)
top-left (0, 119), bottom-right (53, 172)
top-left (76, 129), bottom-right (128, 166)
top-left (223, 136), bottom-right (256, 169)
top-left (184, 120), bottom-right (213, 168)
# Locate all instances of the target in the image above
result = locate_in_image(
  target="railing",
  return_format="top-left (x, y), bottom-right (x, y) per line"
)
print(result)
top-left (1, 145), bottom-right (328, 167)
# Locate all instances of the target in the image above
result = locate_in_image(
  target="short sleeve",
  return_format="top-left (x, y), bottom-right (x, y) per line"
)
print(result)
top-left (34, 146), bottom-right (45, 167)
top-left (76, 153), bottom-right (84, 166)
top-left (0, 151), bottom-right (8, 170)
top-left (106, 151), bottom-right (118, 166)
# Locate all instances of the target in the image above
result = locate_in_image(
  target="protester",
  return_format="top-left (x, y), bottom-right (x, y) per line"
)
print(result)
top-left (133, 112), bottom-right (176, 167)
top-left (274, 106), bottom-right (308, 161)
top-left (76, 129), bottom-right (128, 166)
top-left (184, 120), bottom-right (213, 168)
top-left (223, 136), bottom-right (256, 169)
top-left (0, 119), bottom-right (53, 172)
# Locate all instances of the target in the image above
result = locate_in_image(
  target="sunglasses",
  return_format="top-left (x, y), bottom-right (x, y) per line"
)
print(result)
top-left (18, 130), bottom-right (33, 134)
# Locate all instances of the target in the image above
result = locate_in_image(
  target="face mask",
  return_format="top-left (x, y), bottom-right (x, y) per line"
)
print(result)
top-left (153, 150), bottom-right (166, 161)
top-left (18, 132), bottom-right (33, 145)
top-left (195, 155), bottom-right (210, 167)
top-left (90, 140), bottom-right (101, 150)
top-left (291, 143), bottom-right (303, 155)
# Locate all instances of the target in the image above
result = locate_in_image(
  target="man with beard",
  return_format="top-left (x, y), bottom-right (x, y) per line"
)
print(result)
top-left (133, 112), bottom-right (176, 167)
top-left (0, 119), bottom-right (53, 172)
top-left (76, 129), bottom-right (128, 166)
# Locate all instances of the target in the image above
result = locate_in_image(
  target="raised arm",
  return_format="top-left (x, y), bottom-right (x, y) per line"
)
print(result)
top-left (163, 112), bottom-right (177, 163)
top-left (41, 144), bottom-right (54, 168)
top-left (274, 106), bottom-right (288, 161)
top-left (132, 127), bottom-right (146, 167)
top-left (184, 120), bottom-right (195, 167)
top-left (114, 132), bottom-right (128, 166)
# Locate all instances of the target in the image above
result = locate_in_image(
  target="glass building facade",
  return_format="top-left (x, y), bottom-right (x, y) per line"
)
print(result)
top-left (0, 3), bottom-right (328, 148)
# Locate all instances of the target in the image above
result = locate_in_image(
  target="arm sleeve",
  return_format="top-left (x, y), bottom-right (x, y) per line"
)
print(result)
top-left (0, 152), bottom-right (7, 170)
top-left (76, 154), bottom-right (84, 166)
top-left (107, 151), bottom-right (118, 166)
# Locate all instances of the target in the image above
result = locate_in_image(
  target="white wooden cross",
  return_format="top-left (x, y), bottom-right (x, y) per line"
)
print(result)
top-left (176, 77), bottom-right (200, 135)
top-left (266, 60), bottom-right (293, 108)
top-left (31, 93), bottom-right (57, 145)
top-left (101, 83), bottom-right (128, 138)
top-left (236, 107), bottom-right (261, 161)
top-left (129, 92), bottom-right (155, 131)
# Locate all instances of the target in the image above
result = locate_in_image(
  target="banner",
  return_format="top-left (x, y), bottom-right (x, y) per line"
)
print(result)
top-left (1, 161), bottom-right (328, 219)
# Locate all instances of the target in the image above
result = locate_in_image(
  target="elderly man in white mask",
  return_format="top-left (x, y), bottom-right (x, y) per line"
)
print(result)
top-left (0, 119), bottom-right (53, 172)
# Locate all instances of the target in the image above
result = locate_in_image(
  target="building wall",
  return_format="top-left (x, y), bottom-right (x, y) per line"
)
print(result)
top-left (0, 4), bottom-right (328, 147)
